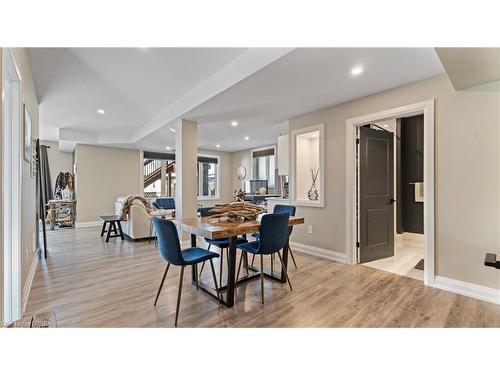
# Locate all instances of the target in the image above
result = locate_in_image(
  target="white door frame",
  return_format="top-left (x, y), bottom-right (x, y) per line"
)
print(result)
top-left (345, 100), bottom-right (435, 286)
top-left (2, 48), bottom-right (23, 323)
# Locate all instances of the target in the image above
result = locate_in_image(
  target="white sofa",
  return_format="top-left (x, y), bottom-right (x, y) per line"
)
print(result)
top-left (115, 196), bottom-right (172, 240)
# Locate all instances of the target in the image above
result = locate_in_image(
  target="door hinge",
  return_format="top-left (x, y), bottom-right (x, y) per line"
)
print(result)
top-left (356, 241), bottom-right (360, 248)
top-left (356, 138), bottom-right (360, 145)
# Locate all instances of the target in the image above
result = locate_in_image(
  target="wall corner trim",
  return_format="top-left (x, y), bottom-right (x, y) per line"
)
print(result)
top-left (434, 275), bottom-right (500, 305)
top-left (22, 248), bottom-right (40, 314)
top-left (289, 241), bottom-right (346, 264)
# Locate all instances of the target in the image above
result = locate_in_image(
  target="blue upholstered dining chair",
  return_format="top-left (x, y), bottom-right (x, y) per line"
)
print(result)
top-left (150, 198), bottom-right (176, 245)
top-left (152, 217), bottom-right (221, 326)
top-left (197, 207), bottom-right (247, 284)
top-left (237, 211), bottom-right (292, 304)
top-left (153, 197), bottom-right (176, 210)
top-left (251, 204), bottom-right (298, 270)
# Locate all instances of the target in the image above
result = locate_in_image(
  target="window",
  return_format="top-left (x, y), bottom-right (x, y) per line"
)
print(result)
top-left (251, 147), bottom-right (276, 193)
top-left (197, 155), bottom-right (219, 199)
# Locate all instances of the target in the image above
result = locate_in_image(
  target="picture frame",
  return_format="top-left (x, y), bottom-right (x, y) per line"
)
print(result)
top-left (23, 104), bottom-right (32, 162)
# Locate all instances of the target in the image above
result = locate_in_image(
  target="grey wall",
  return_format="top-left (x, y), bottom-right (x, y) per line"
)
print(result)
top-left (400, 115), bottom-right (424, 234)
top-left (289, 74), bottom-right (500, 290)
top-left (75, 144), bottom-right (142, 223)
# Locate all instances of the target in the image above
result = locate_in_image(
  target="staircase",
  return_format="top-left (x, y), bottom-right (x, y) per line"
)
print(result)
top-left (144, 159), bottom-right (175, 188)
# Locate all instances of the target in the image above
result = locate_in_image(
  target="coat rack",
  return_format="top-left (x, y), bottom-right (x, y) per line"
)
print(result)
top-left (35, 139), bottom-right (48, 258)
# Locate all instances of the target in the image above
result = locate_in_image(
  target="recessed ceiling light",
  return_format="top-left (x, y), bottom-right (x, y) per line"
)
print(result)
top-left (244, 136), bottom-right (249, 141)
top-left (97, 108), bottom-right (105, 114)
top-left (165, 146), bottom-right (171, 150)
top-left (383, 124), bottom-right (389, 128)
top-left (351, 66), bottom-right (363, 76)
top-left (169, 127), bottom-right (176, 133)
top-left (216, 144), bottom-right (221, 148)
top-left (231, 121), bottom-right (238, 127)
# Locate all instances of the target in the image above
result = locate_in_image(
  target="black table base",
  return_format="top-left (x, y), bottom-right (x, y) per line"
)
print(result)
top-left (190, 233), bottom-right (289, 307)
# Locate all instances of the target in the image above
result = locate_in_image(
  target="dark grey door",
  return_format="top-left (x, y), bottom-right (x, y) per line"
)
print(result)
top-left (359, 126), bottom-right (394, 263)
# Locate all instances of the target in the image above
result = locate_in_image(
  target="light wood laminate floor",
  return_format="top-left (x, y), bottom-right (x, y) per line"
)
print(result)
top-left (26, 227), bottom-right (500, 327)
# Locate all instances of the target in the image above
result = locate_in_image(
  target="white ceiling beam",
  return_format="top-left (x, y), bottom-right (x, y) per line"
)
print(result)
top-left (129, 48), bottom-right (293, 143)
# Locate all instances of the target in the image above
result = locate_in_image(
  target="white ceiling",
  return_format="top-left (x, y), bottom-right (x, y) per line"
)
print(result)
top-left (29, 47), bottom-right (247, 140)
top-left (29, 48), bottom-right (444, 153)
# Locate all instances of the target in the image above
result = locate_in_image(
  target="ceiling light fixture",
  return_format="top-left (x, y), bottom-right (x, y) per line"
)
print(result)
top-left (383, 124), bottom-right (389, 128)
top-left (165, 146), bottom-right (171, 150)
top-left (244, 136), bottom-right (249, 141)
top-left (169, 127), bottom-right (176, 133)
top-left (216, 144), bottom-right (221, 148)
top-left (231, 121), bottom-right (238, 127)
top-left (97, 108), bottom-right (106, 114)
top-left (351, 66), bottom-right (363, 76)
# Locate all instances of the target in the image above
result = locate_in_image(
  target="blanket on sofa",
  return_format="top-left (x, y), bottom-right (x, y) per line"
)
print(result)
top-left (119, 195), bottom-right (156, 221)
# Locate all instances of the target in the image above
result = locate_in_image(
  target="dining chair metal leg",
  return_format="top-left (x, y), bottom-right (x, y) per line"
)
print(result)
top-left (198, 261), bottom-right (205, 278)
top-left (251, 254), bottom-right (255, 267)
top-left (198, 244), bottom-right (211, 279)
top-left (154, 263), bottom-right (170, 306)
top-left (243, 252), bottom-right (249, 276)
top-left (175, 266), bottom-right (185, 327)
top-left (209, 259), bottom-right (221, 304)
top-left (236, 252), bottom-right (243, 281)
top-left (260, 254), bottom-right (264, 304)
top-left (277, 251), bottom-right (293, 291)
top-left (194, 264), bottom-right (199, 290)
top-left (219, 247), bottom-right (224, 286)
top-left (270, 253), bottom-right (274, 275)
top-left (289, 245), bottom-right (298, 269)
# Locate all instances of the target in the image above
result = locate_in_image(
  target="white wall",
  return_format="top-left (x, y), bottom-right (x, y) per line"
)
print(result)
top-left (295, 135), bottom-right (319, 200)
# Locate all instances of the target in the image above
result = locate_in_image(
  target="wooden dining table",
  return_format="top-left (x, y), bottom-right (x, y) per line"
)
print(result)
top-left (173, 215), bottom-right (305, 307)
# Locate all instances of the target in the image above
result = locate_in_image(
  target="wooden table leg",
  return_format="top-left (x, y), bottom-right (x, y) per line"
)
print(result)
top-left (280, 236), bottom-right (290, 283)
top-left (50, 207), bottom-right (56, 230)
top-left (225, 236), bottom-right (237, 307)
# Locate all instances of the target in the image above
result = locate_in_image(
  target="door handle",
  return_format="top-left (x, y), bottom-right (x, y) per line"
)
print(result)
top-left (387, 198), bottom-right (396, 205)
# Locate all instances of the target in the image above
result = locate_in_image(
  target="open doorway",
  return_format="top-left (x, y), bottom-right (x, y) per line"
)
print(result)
top-left (2, 48), bottom-right (23, 323)
top-left (357, 116), bottom-right (425, 281)
top-left (346, 100), bottom-right (435, 286)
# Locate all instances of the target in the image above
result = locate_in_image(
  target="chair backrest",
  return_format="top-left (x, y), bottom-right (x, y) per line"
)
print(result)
top-left (258, 211), bottom-right (290, 254)
top-left (273, 204), bottom-right (296, 235)
top-left (199, 206), bottom-right (215, 217)
top-left (155, 198), bottom-right (175, 210)
top-left (153, 217), bottom-right (184, 265)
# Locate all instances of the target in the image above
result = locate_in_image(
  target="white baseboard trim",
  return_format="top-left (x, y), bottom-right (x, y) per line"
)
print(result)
top-left (289, 241), bottom-right (346, 264)
top-left (434, 275), bottom-right (500, 305)
top-left (75, 221), bottom-right (101, 228)
top-left (22, 248), bottom-right (40, 314)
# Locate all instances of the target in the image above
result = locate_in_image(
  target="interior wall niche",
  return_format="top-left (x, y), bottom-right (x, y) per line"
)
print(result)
top-left (291, 123), bottom-right (325, 207)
